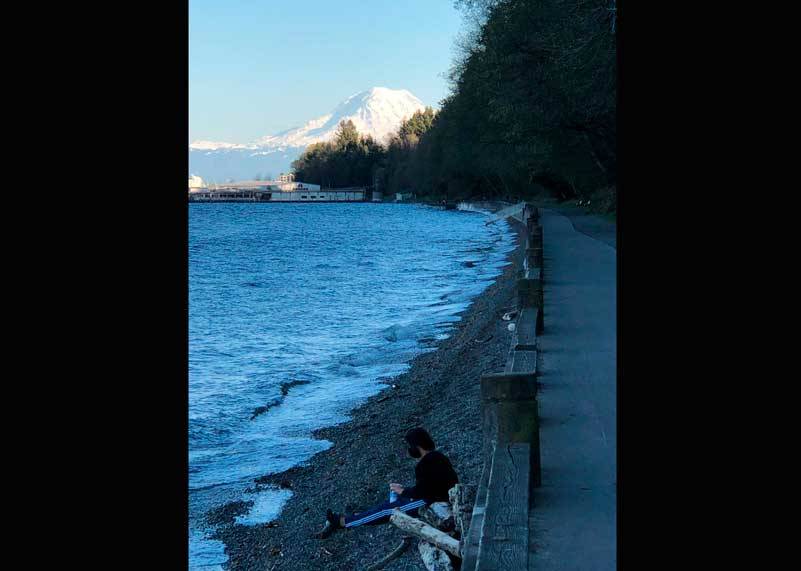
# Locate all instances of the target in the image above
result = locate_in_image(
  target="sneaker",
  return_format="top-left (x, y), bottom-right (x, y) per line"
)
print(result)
top-left (313, 509), bottom-right (341, 539)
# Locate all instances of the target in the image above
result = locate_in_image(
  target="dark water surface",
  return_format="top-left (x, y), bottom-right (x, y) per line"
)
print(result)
top-left (189, 203), bottom-right (514, 569)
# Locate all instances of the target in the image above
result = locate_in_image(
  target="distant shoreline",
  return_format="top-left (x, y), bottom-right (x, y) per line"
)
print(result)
top-left (187, 200), bottom-right (466, 207)
top-left (188, 200), bottom-right (374, 204)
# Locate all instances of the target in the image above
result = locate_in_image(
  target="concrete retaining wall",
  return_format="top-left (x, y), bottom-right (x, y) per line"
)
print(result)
top-left (462, 204), bottom-right (542, 570)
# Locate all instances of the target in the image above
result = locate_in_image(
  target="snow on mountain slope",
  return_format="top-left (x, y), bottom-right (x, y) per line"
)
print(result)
top-left (189, 141), bottom-right (247, 151)
top-left (253, 87), bottom-right (425, 148)
top-left (189, 87), bottom-right (427, 181)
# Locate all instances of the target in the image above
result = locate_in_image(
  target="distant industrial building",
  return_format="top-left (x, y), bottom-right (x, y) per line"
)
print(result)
top-left (271, 188), bottom-right (365, 202)
top-left (188, 175), bottom-right (206, 191)
top-left (189, 179), bottom-right (365, 202)
top-left (190, 179), bottom-right (319, 192)
top-left (274, 181), bottom-right (321, 192)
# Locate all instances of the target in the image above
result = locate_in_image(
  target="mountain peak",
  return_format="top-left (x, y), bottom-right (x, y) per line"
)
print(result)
top-left (189, 88), bottom-right (427, 180)
top-left (257, 87), bottom-right (426, 148)
top-left (346, 86), bottom-right (412, 100)
top-left (366, 86), bottom-right (414, 98)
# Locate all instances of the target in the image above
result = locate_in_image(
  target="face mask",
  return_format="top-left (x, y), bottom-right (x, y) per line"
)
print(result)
top-left (408, 446), bottom-right (421, 458)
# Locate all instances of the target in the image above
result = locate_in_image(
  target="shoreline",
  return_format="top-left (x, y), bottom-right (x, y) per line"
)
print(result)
top-left (208, 214), bottom-right (526, 571)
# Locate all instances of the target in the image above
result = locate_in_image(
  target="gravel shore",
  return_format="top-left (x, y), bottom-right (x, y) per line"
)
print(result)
top-left (211, 216), bottom-right (525, 571)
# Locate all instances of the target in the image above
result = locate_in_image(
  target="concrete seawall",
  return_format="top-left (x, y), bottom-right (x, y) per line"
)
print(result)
top-left (461, 204), bottom-right (542, 570)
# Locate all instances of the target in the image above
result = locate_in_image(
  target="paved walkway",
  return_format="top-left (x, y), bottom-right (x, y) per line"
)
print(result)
top-left (528, 209), bottom-right (616, 570)
top-left (539, 204), bottom-right (616, 249)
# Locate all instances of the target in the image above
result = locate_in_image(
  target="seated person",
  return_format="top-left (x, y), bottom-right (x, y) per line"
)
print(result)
top-left (315, 427), bottom-right (458, 538)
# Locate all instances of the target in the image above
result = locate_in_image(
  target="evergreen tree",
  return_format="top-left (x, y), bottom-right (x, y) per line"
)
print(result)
top-left (292, 122), bottom-right (387, 189)
top-left (334, 120), bottom-right (360, 149)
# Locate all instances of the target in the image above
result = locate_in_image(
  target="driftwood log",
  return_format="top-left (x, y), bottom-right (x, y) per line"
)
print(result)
top-left (389, 510), bottom-right (461, 558)
top-left (419, 501), bottom-right (455, 532)
top-left (449, 483), bottom-right (475, 542)
top-left (387, 485), bottom-right (473, 570)
top-left (418, 539), bottom-right (455, 571)
top-left (364, 536), bottom-right (412, 571)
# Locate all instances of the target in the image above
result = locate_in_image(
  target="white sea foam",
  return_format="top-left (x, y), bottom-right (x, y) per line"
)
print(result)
top-left (234, 489), bottom-right (293, 526)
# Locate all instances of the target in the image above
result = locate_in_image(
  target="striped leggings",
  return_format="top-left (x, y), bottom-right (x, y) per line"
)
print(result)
top-left (343, 496), bottom-right (426, 528)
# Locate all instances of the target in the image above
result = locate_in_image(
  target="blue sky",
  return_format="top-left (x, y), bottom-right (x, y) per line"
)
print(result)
top-left (190, 0), bottom-right (465, 143)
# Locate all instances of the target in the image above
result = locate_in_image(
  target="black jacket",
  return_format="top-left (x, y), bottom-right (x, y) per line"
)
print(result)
top-left (400, 450), bottom-right (458, 503)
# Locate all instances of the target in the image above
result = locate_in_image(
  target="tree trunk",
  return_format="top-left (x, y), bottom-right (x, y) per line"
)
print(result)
top-left (582, 131), bottom-right (608, 178)
top-left (483, 174), bottom-right (501, 197)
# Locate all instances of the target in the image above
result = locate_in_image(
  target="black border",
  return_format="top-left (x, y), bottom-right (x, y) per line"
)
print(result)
top-left (62, 1), bottom-right (190, 567)
top-left (56, 1), bottom-right (716, 568)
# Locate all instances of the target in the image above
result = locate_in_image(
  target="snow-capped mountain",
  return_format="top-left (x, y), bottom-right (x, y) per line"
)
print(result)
top-left (189, 87), bottom-right (426, 182)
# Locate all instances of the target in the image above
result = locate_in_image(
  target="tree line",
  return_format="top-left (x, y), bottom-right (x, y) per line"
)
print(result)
top-left (291, 120), bottom-right (386, 189)
top-left (292, 0), bottom-right (616, 210)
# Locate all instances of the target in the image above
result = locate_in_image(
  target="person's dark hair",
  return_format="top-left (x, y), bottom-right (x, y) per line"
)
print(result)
top-left (405, 427), bottom-right (435, 451)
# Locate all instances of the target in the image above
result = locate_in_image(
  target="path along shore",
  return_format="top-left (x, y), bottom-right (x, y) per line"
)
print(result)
top-left (527, 208), bottom-right (616, 571)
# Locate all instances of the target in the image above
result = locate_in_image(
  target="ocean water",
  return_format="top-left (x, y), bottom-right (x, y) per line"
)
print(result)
top-left (189, 203), bottom-right (515, 569)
